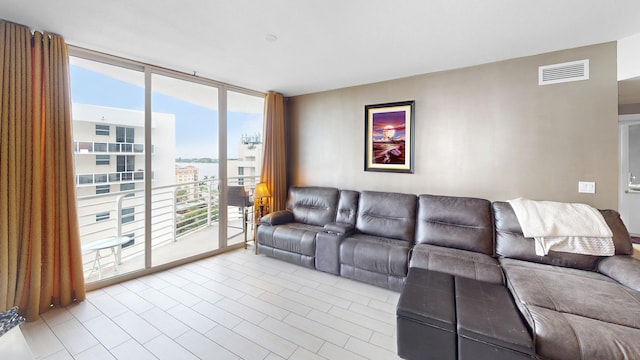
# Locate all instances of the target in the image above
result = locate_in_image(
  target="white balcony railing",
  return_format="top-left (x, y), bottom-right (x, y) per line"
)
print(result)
top-left (76, 171), bottom-right (145, 186)
top-left (74, 141), bottom-right (154, 154)
top-left (78, 175), bottom-right (259, 282)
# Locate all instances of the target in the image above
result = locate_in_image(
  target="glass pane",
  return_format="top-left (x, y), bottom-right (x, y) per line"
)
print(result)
top-left (78, 174), bottom-right (94, 184)
top-left (94, 174), bottom-right (108, 183)
top-left (70, 56), bottom-right (146, 283)
top-left (95, 143), bottom-right (108, 152)
top-left (151, 73), bottom-right (219, 266)
top-left (226, 91), bottom-right (264, 248)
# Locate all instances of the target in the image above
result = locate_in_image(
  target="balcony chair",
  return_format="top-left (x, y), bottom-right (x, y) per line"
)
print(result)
top-left (227, 185), bottom-right (253, 248)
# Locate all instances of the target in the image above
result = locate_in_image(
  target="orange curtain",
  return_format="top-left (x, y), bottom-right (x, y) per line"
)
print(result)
top-left (260, 91), bottom-right (287, 211)
top-left (0, 21), bottom-right (85, 320)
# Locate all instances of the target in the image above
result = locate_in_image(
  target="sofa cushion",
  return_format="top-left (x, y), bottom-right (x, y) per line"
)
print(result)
top-left (501, 258), bottom-right (640, 359)
top-left (597, 255), bottom-right (640, 291)
top-left (409, 244), bottom-right (504, 285)
top-left (601, 209), bottom-right (634, 255)
top-left (355, 191), bottom-right (417, 242)
top-left (257, 223), bottom-right (323, 257)
top-left (260, 210), bottom-right (294, 226)
top-left (340, 233), bottom-right (410, 278)
top-left (336, 190), bottom-right (359, 225)
top-left (524, 305), bottom-right (640, 360)
top-left (286, 186), bottom-right (339, 227)
top-left (416, 194), bottom-right (494, 256)
top-left (501, 258), bottom-right (640, 326)
top-left (493, 202), bottom-right (633, 271)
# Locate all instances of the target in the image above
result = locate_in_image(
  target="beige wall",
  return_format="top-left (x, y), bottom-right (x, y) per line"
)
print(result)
top-left (288, 42), bottom-right (618, 209)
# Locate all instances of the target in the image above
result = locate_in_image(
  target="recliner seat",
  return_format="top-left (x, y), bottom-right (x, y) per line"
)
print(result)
top-left (257, 186), bottom-right (340, 268)
top-left (410, 194), bottom-right (503, 284)
top-left (339, 191), bottom-right (417, 291)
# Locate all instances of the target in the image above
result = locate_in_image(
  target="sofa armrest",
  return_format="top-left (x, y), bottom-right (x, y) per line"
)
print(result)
top-left (597, 255), bottom-right (640, 291)
top-left (260, 210), bottom-right (294, 226)
top-left (323, 222), bottom-right (354, 235)
top-left (316, 230), bottom-right (351, 275)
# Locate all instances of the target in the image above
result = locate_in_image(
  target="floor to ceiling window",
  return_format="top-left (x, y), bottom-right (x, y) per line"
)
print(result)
top-left (69, 48), bottom-right (264, 285)
top-left (70, 55), bottom-right (147, 282)
top-left (150, 73), bottom-right (219, 266)
top-left (226, 91), bottom-right (265, 246)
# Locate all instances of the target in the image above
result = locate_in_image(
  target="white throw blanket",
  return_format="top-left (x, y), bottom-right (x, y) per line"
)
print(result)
top-left (507, 198), bottom-right (614, 256)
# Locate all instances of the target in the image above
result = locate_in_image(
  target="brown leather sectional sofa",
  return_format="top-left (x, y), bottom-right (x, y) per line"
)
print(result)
top-left (256, 186), bottom-right (640, 359)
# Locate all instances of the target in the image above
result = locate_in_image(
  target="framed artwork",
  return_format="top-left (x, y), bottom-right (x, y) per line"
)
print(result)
top-left (364, 100), bottom-right (415, 173)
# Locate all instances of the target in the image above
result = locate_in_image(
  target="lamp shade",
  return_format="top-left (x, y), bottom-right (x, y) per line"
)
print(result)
top-left (254, 183), bottom-right (271, 199)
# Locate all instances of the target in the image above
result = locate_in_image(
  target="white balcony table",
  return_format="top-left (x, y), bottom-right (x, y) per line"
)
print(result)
top-left (83, 236), bottom-right (131, 279)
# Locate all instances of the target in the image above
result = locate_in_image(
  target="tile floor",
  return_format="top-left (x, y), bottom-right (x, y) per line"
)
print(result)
top-left (20, 249), bottom-right (402, 360)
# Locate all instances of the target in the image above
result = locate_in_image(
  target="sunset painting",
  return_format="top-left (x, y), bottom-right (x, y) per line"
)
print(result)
top-left (365, 101), bottom-right (414, 173)
top-left (372, 110), bottom-right (406, 164)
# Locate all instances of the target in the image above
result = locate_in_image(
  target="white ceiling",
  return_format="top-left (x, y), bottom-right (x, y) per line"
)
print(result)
top-left (2, 0), bottom-right (640, 97)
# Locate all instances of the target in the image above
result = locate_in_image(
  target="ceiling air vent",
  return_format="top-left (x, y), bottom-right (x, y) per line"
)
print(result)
top-left (538, 59), bottom-right (589, 85)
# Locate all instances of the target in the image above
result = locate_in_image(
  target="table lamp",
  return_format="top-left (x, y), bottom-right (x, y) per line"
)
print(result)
top-left (254, 183), bottom-right (271, 219)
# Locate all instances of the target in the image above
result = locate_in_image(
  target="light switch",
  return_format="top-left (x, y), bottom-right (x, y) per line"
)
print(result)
top-left (578, 181), bottom-right (596, 194)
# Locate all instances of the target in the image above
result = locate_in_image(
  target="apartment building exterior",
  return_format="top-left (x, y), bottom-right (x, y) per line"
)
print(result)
top-left (235, 133), bottom-right (262, 186)
top-left (73, 103), bottom-right (176, 247)
top-left (175, 165), bottom-right (199, 201)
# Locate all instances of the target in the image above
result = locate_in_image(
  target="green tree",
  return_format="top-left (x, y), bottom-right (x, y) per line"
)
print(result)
top-left (176, 188), bottom-right (189, 204)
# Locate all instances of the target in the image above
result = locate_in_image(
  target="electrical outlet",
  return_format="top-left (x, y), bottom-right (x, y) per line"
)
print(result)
top-left (578, 181), bottom-right (596, 194)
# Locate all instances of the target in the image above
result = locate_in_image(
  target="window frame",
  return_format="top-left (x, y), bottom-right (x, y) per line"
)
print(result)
top-left (95, 124), bottom-right (110, 136)
top-left (121, 207), bottom-right (135, 224)
top-left (95, 154), bottom-right (110, 166)
top-left (116, 155), bottom-right (135, 172)
top-left (95, 184), bottom-right (110, 194)
top-left (116, 126), bottom-right (134, 144)
top-left (69, 46), bottom-right (266, 287)
top-left (96, 211), bottom-right (110, 222)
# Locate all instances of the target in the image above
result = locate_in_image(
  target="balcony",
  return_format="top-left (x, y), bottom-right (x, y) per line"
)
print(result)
top-left (74, 141), bottom-right (151, 154)
top-left (78, 176), bottom-right (259, 283)
top-left (76, 171), bottom-right (145, 186)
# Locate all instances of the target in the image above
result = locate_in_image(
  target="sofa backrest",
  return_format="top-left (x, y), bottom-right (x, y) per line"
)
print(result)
top-left (493, 201), bottom-right (633, 271)
top-left (286, 186), bottom-right (340, 226)
top-left (415, 194), bottom-right (495, 256)
top-left (336, 190), bottom-right (359, 225)
top-left (356, 191), bottom-right (417, 242)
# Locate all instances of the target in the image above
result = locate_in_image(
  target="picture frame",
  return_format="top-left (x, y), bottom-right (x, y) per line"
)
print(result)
top-left (364, 100), bottom-right (415, 173)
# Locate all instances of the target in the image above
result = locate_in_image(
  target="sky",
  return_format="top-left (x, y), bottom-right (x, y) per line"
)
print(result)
top-left (372, 110), bottom-right (407, 142)
top-left (69, 65), bottom-right (263, 159)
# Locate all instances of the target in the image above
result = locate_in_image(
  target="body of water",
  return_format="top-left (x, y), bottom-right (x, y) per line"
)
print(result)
top-left (179, 162), bottom-right (219, 179)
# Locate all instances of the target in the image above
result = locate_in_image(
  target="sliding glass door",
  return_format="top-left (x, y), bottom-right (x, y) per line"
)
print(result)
top-left (70, 49), bottom-right (263, 285)
top-left (226, 91), bottom-right (265, 247)
top-left (150, 73), bottom-right (219, 266)
top-left (70, 56), bottom-right (147, 281)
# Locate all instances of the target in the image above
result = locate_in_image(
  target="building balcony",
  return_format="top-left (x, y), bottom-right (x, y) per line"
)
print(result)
top-left (74, 141), bottom-right (154, 154)
top-left (76, 171), bottom-right (145, 186)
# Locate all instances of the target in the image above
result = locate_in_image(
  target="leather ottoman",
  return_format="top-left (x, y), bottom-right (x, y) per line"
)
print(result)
top-left (397, 268), bottom-right (456, 360)
top-left (455, 277), bottom-right (533, 360)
